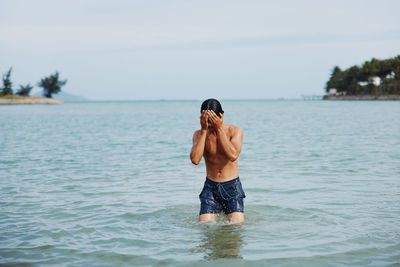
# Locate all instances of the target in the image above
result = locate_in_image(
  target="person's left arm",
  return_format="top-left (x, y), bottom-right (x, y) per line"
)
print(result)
top-left (208, 110), bottom-right (243, 161)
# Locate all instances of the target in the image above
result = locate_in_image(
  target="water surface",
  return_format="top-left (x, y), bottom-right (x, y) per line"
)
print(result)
top-left (1, 100), bottom-right (399, 266)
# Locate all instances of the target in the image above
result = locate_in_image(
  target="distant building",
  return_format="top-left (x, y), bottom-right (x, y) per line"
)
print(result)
top-left (328, 88), bottom-right (337, 95)
top-left (358, 76), bottom-right (381, 87)
top-left (327, 88), bottom-right (346, 96)
top-left (372, 76), bottom-right (381, 86)
top-left (358, 81), bottom-right (368, 86)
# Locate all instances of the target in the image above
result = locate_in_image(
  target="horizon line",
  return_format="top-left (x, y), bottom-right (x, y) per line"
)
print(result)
top-left (65, 97), bottom-right (304, 102)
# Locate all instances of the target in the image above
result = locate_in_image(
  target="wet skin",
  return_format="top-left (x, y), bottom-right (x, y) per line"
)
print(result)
top-left (190, 110), bottom-right (244, 223)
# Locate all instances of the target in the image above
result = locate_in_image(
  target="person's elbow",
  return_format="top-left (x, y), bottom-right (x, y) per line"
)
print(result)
top-left (191, 159), bottom-right (200, 165)
top-left (190, 153), bottom-right (201, 165)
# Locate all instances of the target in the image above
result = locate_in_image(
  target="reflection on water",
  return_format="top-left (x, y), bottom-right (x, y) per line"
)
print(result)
top-left (194, 219), bottom-right (245, 260)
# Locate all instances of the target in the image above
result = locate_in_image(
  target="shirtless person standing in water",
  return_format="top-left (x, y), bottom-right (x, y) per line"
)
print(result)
top-left (190, 99), bottom-right (245, 223)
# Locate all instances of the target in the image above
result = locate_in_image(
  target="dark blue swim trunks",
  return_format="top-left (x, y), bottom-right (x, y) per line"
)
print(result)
top-left (199, 177), bottom-right (246, 215)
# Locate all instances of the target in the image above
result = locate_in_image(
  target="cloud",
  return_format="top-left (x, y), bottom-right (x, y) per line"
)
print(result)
top-left (2, 21), bottom-right (399, 55)
top-left (112, 30), bottom-right (400, 52)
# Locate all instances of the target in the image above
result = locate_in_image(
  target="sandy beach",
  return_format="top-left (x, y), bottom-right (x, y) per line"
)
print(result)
top-left (0, 96), bottom-right (64, 105)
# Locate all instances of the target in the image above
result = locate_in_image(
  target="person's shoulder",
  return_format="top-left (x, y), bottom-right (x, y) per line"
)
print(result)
top-left (193, 129), bottom-right (202, 136)
top-left (224, 124), bottom-right (243, 134)
top-left (224, 124), bottom-right (241, 130)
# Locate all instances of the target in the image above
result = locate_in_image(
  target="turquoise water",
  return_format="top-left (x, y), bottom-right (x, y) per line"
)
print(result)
top-left (1, 100), bottom-right (399, 266)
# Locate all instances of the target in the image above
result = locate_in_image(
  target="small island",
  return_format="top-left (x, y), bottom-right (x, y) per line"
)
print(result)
top-left (323, 55), bottom-right (400, 100)
top-left (0, 95), bottom-right (64, 105)
top-left (0, 68), bottom-right (66, 105)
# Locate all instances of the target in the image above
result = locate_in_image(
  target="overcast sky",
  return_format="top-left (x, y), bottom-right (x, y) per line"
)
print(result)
top-left (1, 0), bottom-right (399, 100)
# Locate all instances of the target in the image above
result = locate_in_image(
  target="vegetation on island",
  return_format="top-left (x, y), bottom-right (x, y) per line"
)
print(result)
top-left (37, 71), bottom-right (67, 98)
top-left (16, 83), bottom-right (33, 96)
top-left (326, 55), bottom-right (400, 95)
top-left (0, 67), bottom-right (67, 98)
top-left (1, 68), bottom-right (13, 96)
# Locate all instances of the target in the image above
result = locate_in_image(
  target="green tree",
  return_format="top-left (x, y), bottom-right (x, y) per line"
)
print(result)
top-left (343, 66), bottom-right (362, 95)
top-left (1, 67), bottom-right (13, 96)
top-left (37, 71), bottom-right (67, 98)
top-left (325, 55), bottom-right (400, 95)
top-left (325, 66), bottom-right (344, 92)
top-left (16, 83), bottom-right (33, 96)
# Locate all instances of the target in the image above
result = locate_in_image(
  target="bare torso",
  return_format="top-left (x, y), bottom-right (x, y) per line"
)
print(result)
top-left (203, 124), bottom-right (239, 182)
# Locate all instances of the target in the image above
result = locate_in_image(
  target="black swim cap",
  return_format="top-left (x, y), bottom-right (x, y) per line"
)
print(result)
top-left (200, 98), bottom-right (224, 118)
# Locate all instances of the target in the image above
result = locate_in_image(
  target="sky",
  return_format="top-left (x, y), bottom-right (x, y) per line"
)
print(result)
top-left (1, 0), bottom-right (399, 100)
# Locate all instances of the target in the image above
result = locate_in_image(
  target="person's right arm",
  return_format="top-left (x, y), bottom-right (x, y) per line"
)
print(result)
top-left (190, 111), bottom-right (208, 165)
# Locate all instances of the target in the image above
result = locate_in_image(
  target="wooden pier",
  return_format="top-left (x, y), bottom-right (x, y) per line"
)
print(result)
top-left (301, 95), bottom-right (323, 100)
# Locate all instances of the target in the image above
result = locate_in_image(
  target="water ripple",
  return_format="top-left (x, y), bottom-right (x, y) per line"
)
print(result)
top-left (1, 101), bottom-right (399, 266)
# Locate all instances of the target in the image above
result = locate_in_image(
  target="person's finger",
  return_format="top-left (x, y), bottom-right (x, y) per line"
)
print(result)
top-left (208, 111), bottom-right (218, 121)
top-left (209, 111), bottom-right (218, 120)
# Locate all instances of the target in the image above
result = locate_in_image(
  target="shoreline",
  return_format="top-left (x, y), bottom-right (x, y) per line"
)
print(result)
top-left (323, 94), bottom-right (400, 101)
top-left (0, 96), bottom-right (64, 105)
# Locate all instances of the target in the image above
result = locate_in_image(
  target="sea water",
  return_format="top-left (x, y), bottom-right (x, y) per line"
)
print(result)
top-left (0, 100), bottom-right (399, 266)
